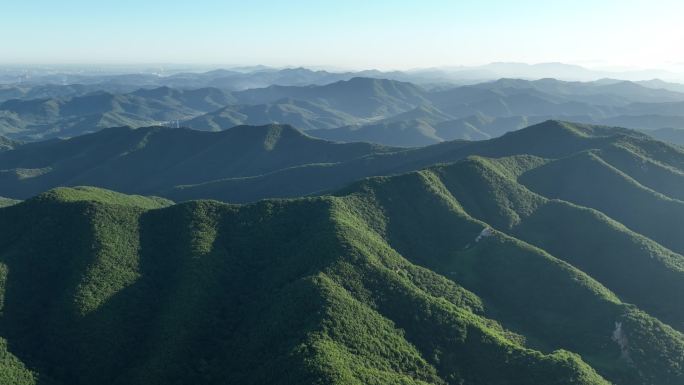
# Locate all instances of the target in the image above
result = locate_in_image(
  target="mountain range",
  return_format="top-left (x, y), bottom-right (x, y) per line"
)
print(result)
top-left (2, 119), bottom-right (684, 384)
top-left (4, 63), bottom-right (684, 89)
top-left (0, 124), bottom-right (394, 199)
top-left (0, 87), bottom-right (233, 140)
top-left (5, 76), bottom-right (684, 146)
top-left (0, 119), bottom-right (679, 206)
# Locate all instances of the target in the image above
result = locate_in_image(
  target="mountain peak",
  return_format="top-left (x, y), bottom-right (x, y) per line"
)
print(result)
top-left (30, 186), bottom-right (172, 208)
top-left (516, 120), bottom-right (642, 139)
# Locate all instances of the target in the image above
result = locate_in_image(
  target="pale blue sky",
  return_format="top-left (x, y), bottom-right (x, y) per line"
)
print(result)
top-left (1, 0), bottom-right (683, 70)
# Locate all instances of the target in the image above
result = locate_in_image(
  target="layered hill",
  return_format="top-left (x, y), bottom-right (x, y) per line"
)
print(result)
top-left (641, 127), bottom-right (684, 146)
top-left (2, 145), bottom-right (684, 384)
top-left (184, 98), bottom-right (361, 131)
top-left (2, 121), bottom-right (682, 205)
top-left (232, 77), bottom-right (431, 118)
top-left (0, 87), bottom-right (234, 140)
top-left (308, 112), bottom-right (538, 146)
top-left (0, 124), bottom-right (395, 199)
top-left (166, 121), bottom-right (671, 203)
top-left (5, 76), bottom-right (684, 147)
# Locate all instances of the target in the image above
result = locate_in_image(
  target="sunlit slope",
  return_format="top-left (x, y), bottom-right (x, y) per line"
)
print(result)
top-left (1, 171), bottom-right (684, 384)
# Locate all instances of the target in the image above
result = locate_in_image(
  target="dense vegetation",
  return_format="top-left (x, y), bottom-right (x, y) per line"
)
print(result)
top-left (0, 123), bottom-right (395, 199)
top-left (0, 120), bottom-right (676, 204)
top-left (0, 87), bottom-right (234, 140)
top-left (0, 150), bottom-right (681, 384)
top-left (1, 120), bottom-right (684, 383)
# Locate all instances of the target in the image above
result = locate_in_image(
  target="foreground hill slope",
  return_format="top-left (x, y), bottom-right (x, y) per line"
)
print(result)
top-left (2, 165), bottom-right (684, 384)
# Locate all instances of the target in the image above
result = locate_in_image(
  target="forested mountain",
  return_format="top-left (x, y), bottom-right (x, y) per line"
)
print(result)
top-left (3, 120), bottom-right (684, 384)
top-left (4, 75), bottom-right (684, 147)
top-left (184, 98), bottom-right (361, 131)
top-left (0, 135), bottom-right (19, 152)
top-left (0, 87), bottom-right (234, 140)
top-left (232, 77), bottom-right (430, 118)
top-left (0, 120), bottom-right (680, 208)
top-left (0, 124), bottom-right (395, 199)
top-left (641, 127), bottom-right (684, 145)
top-left (5, 0), bottom-right (684, 380)
top-left (165, 121), bottom-right (675, 202)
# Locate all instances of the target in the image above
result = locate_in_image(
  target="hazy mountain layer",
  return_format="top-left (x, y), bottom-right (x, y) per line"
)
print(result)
top-left (166, 121), bottom-right (667, 202)
top-left (5, 76), bottom-right (684, 147)
top-left (0, 87), bottom-right (234, 140)
top-left (184, 98), bottom-right (362, 131)
top-left (641, 127), bottom-right (684, 145)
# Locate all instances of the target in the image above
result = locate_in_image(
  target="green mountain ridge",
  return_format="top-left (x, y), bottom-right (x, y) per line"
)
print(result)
top-left (233, 77), bottom-right (431, 118)
top-left (0, 124), bottom-right (396, 199)
top-left (3, 120), bottom-right (679, 206)
top-left (167, 121), bottom-right (655, 202)
top-left (0, 87), bottom-right (234, 141)
top-left (3, 143), bottom-right (684, 383)
top-left (307, 113), bottom-right (539, 146)
top-left (3, 69), bottom-right (684, 385)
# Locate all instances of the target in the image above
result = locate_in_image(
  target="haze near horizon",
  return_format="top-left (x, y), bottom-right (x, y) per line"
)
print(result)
top-left (2, 0), bottom-right (683, 74)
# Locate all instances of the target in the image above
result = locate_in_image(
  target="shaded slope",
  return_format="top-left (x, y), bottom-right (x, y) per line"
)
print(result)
top-left (519, 149), bottom-right (684, 255)
top-left (307, 114), bottom-right (539, 146)
top-left (309, 120), bottom-right (443, 147)
top-left (0, 87), bottom-right (233, 141)
top-left (168, 121), bottom-right (654, 202)
top-left (185, 98), bottom-right (359, 131)
top-left (424, 156), bottom-right (684, 331)
top-left (0, 124), bottom-right (394, 199)
top-left (333, 169), bottom-right (684, 384)
top-left (2, 120), bottom-right (683, 210)
top-left (642, 127), bottom-right (684, 146)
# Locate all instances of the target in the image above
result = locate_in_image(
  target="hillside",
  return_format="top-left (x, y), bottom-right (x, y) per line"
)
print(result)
top-left (0, 87), bottom-right (234, 140)
top-left (308, 114), bottom-right (539, 146)
top-left (233, 77), bottom-right (431, 118)
top-left (309, 120), bottom-right (443, 147)
top-left (2, 151), bottom-right (684, 384)
top-left (473, 78), bottom-right (684, 105)
top-left (642, 127), bottom-right (684, 146)
top-left (2, 120), bottom-right (680, 204)
top-left (184, 98), bottom-right (360, 131)
top-left (0, 124), bottom-right (395, 199)
top-left (166, 121), bottom-right (666, 202)
top-left (0, 135), bottom-right (19, 152)
top-left (5, 76), bottom-right (684, 147)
